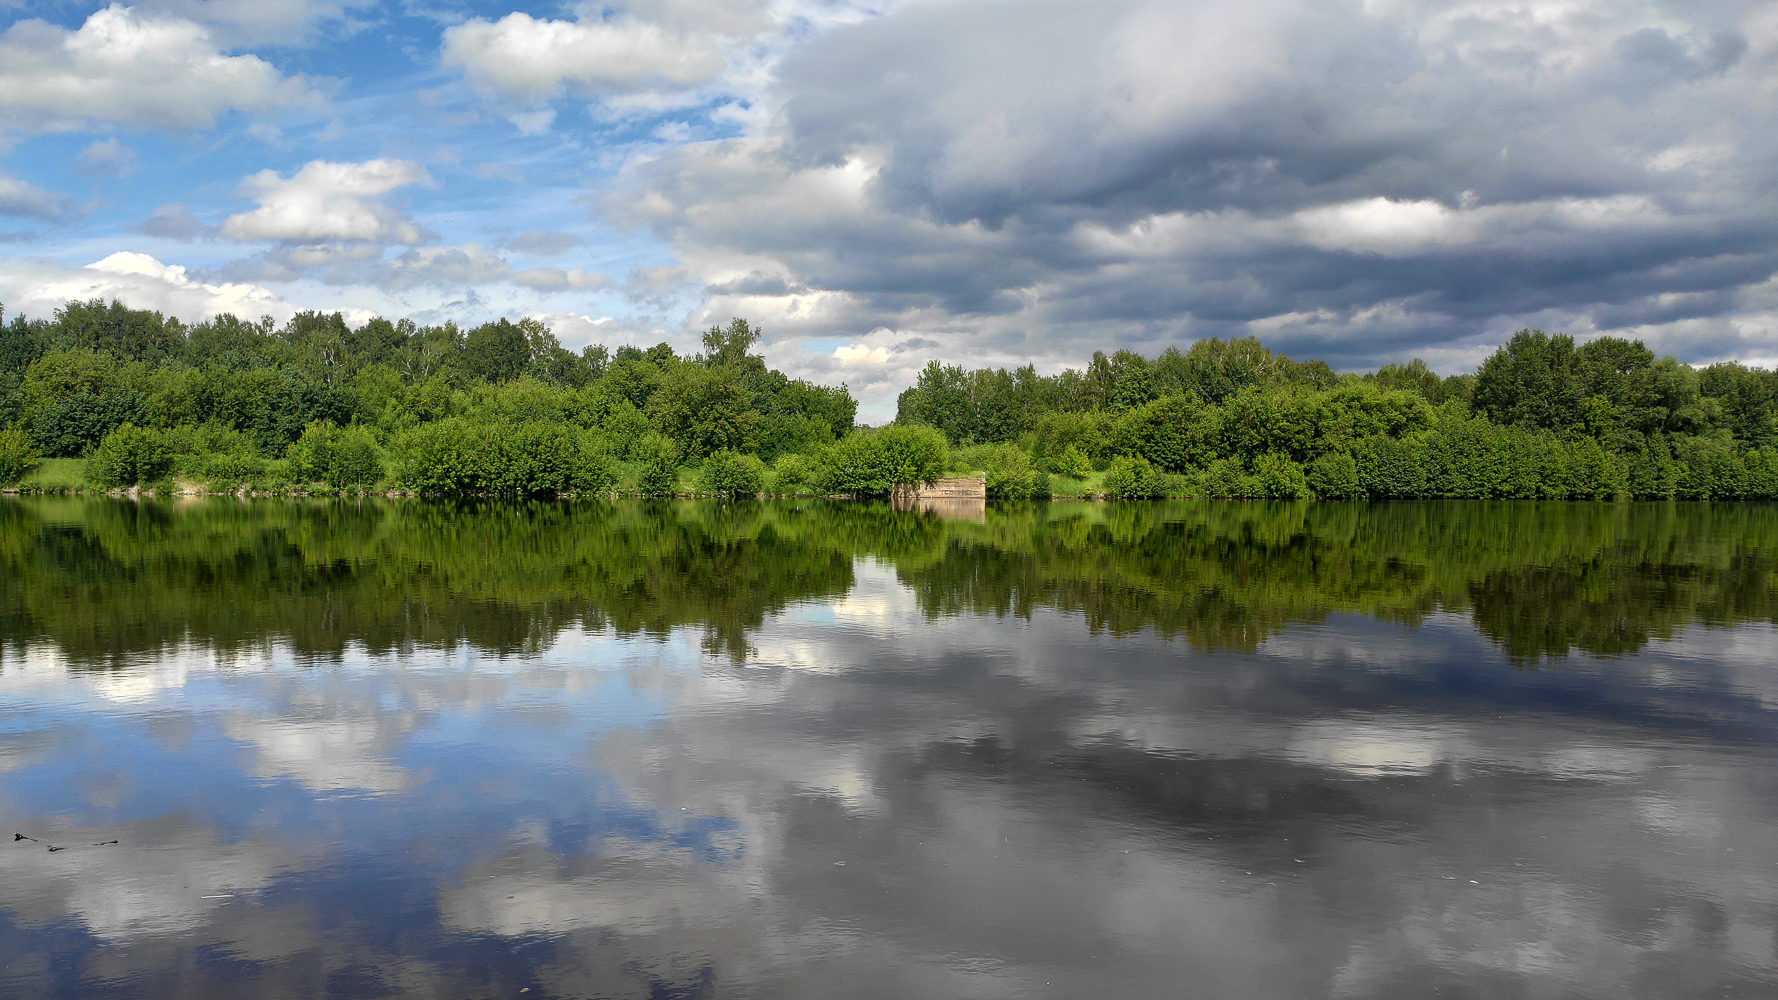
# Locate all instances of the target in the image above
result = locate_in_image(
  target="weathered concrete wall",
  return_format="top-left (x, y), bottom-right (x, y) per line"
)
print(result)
top-left (890, 477), bottom-right (986, 501)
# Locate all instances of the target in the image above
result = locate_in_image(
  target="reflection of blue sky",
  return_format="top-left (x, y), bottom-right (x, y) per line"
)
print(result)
top-left (0, 634), bottom-right (734, 883)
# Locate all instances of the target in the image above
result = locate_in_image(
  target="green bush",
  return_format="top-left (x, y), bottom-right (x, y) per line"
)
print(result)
top-left (193, 451), bottom-right (272, 489)
top-left (817, 424), bottom-right (949, 497)
top-left (287, 421), bottom-right (384, 488)
top-left (1198, 458), bottom-right (1253, 498)
top-left (0, 425), bottom-right (42, 486)
top-left (635, 432), bottom-right (680, 497)
top-left (1672, 432), bottom-right (1745, 500)
top-left (698, 450), bottom-right (766, 497)
top-left (1306, 451), bottom-right (1360, 499)
top-left (1623, 438), bottom-right (1681, 499)
top-left (30, 390), bottom-right (145, 458)
top-left (1354, 435), bottom-right (1428, 498)
top-left (1566, 437), bottom-right (1625, 500)
top-left (1032, 410), bottom-right (1113, 471)
top-left (769, 453), bottom-right (817, 494)
top-left (1250, 452), bottom-right (1312, 498)
top-left (396, 418), bottom-right (615, 496)
top-left (88, 423), bottom-right (173, 487)
top-left (1102, 455), bottom-right (1162, 499)
top-left (979, 444), bottom-right (1049, 500)
top-left (1053, 443), bottom-right (1091, 478)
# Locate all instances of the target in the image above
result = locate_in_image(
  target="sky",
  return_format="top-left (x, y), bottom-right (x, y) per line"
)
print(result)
top-left (0, 0), bottom-right (1775, 417)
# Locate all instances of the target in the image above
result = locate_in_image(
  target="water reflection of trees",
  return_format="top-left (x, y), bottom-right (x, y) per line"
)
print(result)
top-left (1, 498), bottom-right (1774, 667)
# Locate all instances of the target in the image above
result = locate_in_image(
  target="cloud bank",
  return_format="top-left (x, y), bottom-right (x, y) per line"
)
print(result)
top-left (0, 5), bottom-right (314, 132)
top-left (603, 0), bottom-right (1778, 391)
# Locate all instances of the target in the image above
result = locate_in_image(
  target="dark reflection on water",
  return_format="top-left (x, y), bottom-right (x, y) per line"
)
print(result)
top-left (1, 498), bottom-right (1776, 998)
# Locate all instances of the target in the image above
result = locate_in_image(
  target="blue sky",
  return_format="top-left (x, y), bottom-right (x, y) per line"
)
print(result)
top-left (2, 1), bottom-right (1777, 416)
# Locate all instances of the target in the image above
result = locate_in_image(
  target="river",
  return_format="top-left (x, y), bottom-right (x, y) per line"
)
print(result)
top-left (2, 498), bottom-right (1775, 998)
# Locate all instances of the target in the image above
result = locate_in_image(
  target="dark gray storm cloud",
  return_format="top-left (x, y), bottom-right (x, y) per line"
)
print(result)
top-left (608, 0), bottom-right (1778, 385)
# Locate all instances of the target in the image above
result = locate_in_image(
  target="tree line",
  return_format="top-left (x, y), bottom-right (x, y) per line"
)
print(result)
top-left (896, 332), bottom-right (1778, 500)
top-left (0, 300), bottom-right (938, 496)
top-left (3, 296), bottom-right (1778, 500)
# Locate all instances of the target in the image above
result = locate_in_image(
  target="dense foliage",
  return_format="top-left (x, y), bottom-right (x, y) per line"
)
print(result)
top-left (6, 297), bottom-right (1778, 500)
top-left (897, 331), bottom-right (1778, 500)
top-left (0, 425), bottom-right (40, 486)
top-left (0, 303), bottom-right (859, 496)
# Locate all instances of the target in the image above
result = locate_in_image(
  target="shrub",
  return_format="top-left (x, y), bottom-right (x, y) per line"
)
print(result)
top-left (1354, 435), bottom-right (1428, 498)
top-left (1197, 458), bottom-right (1253, 498)
top-left (1033, 410), bottom-right (1114, 471)
top-left (1156, 472), bottom-right (1197, 498)
top-left (1623, 438), bottom-right (1681, 500)
top-left (0, 425), bottom-right (41, 486)
top-left (88, 423), bottom-right (174, 487)
top-left (395, 418), bottom-right (614, 497)
top-left (600, 401), bottom-right (653, 459)
top-left (1053, 443), bottom-right (1091, 478)
top-left (980, 444), bottom-right (1049, 500)
top-left (568, 433), bottom-right (617, 495)
top-left (1745, 448), bottom-right (1778, 501)
top-left (1306, 451), bottom-right (1361, 499)
top-left (1672, 432), bottom-right (1745, 500)
top-left (817, 424), bottom-right (949, 497)
top-left (698, 450), bottom-right (766, 497)
top-left (1102, 455), bottom-right (1162, 499)
top-left (1250, 452), bottom-right (1312, 498)
top-left (192, 452), bottom-right (271, 489)
top-left (769, 453), bottom-right (816, 494)
top-left (288, 421), bottom-right (384, 488)
top-left (635, 432), bottom-right (680, 497)
top-left (1566, 436), bottom-right (1625, 500)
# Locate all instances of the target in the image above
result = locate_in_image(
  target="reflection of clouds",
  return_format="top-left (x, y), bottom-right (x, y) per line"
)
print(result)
top-left (588, 596), bottom-right (1778, 996)
top-left (1288, 720), bottom-right (1453, 777)
top-left (4, 567), bottom-right (1778, 996)
top-left (0, 822), bottom-right (284, 943)
top-left (440, 837), bottom-right (750, 939)
top-left (223, 715), bottom-right (411, 794)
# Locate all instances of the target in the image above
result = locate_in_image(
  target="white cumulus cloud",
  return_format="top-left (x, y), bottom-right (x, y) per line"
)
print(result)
top-left (440, 12), bottom-right (724, 103)
top-left (833, 343), bottom-right (891, 364)
top-left (219, 159), bottom-right (434, 244)
top-left (0, 251), bottom-right (311, 324)
top-left (0, 5), bottom-right (314, 133)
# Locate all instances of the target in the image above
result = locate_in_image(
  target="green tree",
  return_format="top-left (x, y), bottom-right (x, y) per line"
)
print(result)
top-left (462, 319), bottom-right (533, 383)
top-left (51, 299), bottom-right (184, 364)
top-left (701, 318), bottom-right (762, 367)
top-left (1112, 394), bottom-right (1215, 472)
top-left (648, 363), bottom-right (758, 459)
top-left (1473, 329), bottom-right (1584, 432)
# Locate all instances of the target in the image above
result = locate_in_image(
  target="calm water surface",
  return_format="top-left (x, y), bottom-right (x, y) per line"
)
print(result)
top-left (1, 498), bottom-right (1775, 998)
